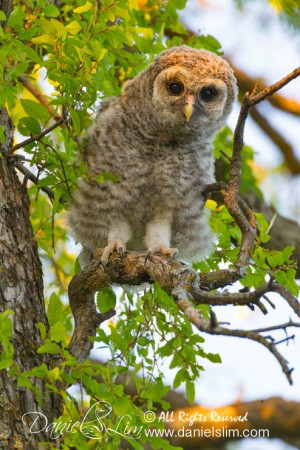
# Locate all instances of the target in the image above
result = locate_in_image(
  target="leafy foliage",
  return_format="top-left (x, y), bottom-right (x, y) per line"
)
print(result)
top-left (0, 0), bottom-right (299, 449)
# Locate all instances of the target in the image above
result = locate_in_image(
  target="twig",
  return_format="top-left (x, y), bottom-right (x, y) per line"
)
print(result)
top-left (252, 322), bottom-right (300, 333)
top-left (271, 284), bottom-right (300, 316)
top-left (17, 75), bottom-right (66, 127)
top-left (11, 118), bottom-right (65, 153)
top-left (15, 161), bottom-right (54, 200)
top-left (190, 282), bottom-right (300, 317)
top-left (246, 67), bottom-right (300, 108)
top-left (171, 269), bottom-right (294, 384)
top-left (231, 62), bottom-right (300, 117)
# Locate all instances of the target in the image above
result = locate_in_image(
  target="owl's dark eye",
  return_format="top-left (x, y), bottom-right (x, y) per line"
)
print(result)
top-left (168, 82), bottom-right (184, 96)
top-left (199, 86), bottom-right (217, 102)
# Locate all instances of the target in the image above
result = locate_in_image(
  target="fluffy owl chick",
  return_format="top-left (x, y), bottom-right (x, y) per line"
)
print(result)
top-left (68, 45), bottom-right (237, 267)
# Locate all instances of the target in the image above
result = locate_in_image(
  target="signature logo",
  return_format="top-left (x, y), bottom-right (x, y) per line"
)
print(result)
top-left (22, 401), bottom-right (144, 440)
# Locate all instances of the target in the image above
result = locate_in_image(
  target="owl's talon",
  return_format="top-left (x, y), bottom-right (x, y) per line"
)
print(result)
top-left (145, 247), bottom-right (178, 264)
top-left (100, 239), bottom-right (126, 268)
top-left (144, 250), bottom-right (154, 265)
top-left (168, 249), bottom-right (178, 262)
top-left (101, 258), bottom-right (108, 271)
top-left (119, 247), bottom-right (126, 259)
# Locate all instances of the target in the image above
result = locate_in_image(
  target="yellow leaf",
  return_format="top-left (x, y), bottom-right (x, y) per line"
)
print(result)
top-left (205, 199), bottom-right (218, 210)
top-left (128, 0), bottom-right (139, 8)
top-left (73, 1), bottom-right (93, 13)
top-left (31, 34), bottom-right (54, 46)
top-left (134, 27), bottom-right (154, 40)
top-left (269, 0), bottom-right (283, 13)
top-left (49, 367), bottom-right (60, 381)
top-left (50, 18), bottom-right (67, 39)
top-left (66, 20), bottom-right (82, 35)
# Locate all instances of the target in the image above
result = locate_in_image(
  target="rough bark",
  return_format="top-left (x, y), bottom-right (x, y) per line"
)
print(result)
top-left (0, 109), bottom-right (62, 448)
top-left (0, 0), bottom-right (13, 28)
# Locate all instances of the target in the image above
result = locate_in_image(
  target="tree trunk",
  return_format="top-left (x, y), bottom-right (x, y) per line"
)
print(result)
top-left (0, 108), bottom-right (62, 449)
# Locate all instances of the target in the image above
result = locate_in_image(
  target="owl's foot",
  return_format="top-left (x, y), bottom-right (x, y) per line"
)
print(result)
top-left (145, 247), bottom-right (178, 264)
top-left (99, 239), bottom-right (126, 269)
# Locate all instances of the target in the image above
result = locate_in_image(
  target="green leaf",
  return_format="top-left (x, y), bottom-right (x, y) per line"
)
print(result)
top-left (173, 368), bottom-right (185, 389)
top-left (18, 374), bottom-right (33, 389)
top-left (47, 292), bottom-right (63, 326)
top-left (20, 99), bottom-right (50, 122)
top-left (50, 322), bottom-right (66, 343)
top-left (69, 108), bottom-right (81, 134)
top-left (18, 117), bottom-right (41, 137)
top-left (0, 356), bottom-right (14, 370)
top-left (0, 11), bottom-right (6, 21)
top-left (282, 246), bottom-right (295, 262)
top-left (37, 341), bottom-right (61, 355)
top-left (24, 46), bottom-right (43, 65)
top-left (206, 352), bottom-right (222, 363)
top-left (186, 380), bottom-right (195, 404)
top-left (128, 440), bottom-right (144, 450)
top-left (38, 322), bottom-right (47, 340)
top-left (7, 7), bottom-right (26, 32)
top-left (266, 251), bottom-right (283, 268)
top-left (169, 353), bottom-right (181, 370)
top-left (96, 288), bottom-right (116, 313)
top-left (74, 257), bottom-right (82, 275)
top-left (95, 172), bottom-right (121, 183)
top-left (114, 397), bottom-right (130, 416)
top-left (151, 379), bottom-right (170, 402)
top-left (44, 5), bottom-right (60, 17)
top-left (0, 310), bottom-right (14, 367)
top-left (27, 363), bottom-right (49, 378)
top-left (0, 127), bottom-right (4, 144)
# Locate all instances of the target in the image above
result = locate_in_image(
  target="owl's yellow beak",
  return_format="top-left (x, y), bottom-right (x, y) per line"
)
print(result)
top-left (184, 94), bottom-right (195, 122)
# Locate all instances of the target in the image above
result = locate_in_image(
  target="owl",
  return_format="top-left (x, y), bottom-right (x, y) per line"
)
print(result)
top-left (68, 45), bottom-right (237, 267)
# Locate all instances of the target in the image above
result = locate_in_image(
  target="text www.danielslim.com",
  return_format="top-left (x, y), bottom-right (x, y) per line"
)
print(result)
top-left (145, 426), bottom-right (270, 439)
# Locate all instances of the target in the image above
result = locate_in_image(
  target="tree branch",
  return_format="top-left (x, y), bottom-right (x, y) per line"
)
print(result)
top-left (10, 118), bottom-right (65, 153)
top-left (14, 161), bottom-right (55, 200)
top-left (231, 63), bottom-right (300, 116)
top-left (245, 67), bottom-right (300, 107)
top-left (67, 250), bottom-right (300, 384)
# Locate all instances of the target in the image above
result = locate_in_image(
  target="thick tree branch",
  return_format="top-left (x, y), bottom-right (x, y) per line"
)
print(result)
top-left (68, 250), bottom-right (300, 384)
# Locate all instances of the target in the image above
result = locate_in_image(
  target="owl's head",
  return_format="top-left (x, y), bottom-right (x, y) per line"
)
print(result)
top-left (123, 46), bottom-right (237, 140)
